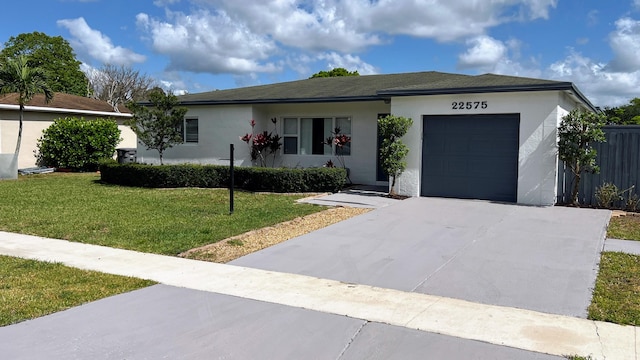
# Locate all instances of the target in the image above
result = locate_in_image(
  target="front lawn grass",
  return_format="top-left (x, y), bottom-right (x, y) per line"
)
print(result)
top-left (588, 252), bottom-right (640, 326)
top-left (0, 173), bottom-right (324, 255)
top-left (0, 255), bottom-right (154, 326)
top-left (607, 215), bottom-right (640, 241)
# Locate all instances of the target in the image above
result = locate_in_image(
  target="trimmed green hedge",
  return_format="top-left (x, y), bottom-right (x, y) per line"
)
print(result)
top-left (99, 161), bottom-right (346, 193)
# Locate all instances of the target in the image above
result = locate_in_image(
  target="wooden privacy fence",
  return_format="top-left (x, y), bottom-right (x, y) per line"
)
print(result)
top-left (557, 126), bottom-right (640, 206)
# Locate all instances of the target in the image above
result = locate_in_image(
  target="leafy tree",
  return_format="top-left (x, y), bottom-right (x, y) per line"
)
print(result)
top-left (126, 89), bottom-right (188, 165)
top-left (558, 109), bottom-right (606, 205)
top-left (1, 32), bottom-right (87, 96)
top-left (378, 115), bottom-right (413, 196)
top-left (310, 67), bottom-right (360, 78)
top-left (603, 98), bottom-right (640, 125)
top-left (86, 64), bottom-right (157, 111)
top-left (36, 117), bottom-right (121, 171)
top-left (0, 55), bottom-right (53, 158)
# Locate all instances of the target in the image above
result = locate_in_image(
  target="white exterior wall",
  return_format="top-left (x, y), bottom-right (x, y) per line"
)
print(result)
top-left (137, 105), bottom-right (254, 166)
top-left (0, 111), bottom-right (135, 169)
top-left (258, 101), bottom-right (390, 185)
top-left (391, 91), bottom-right (580, 206)
top-left (146, 101), bottom-right (390, 185)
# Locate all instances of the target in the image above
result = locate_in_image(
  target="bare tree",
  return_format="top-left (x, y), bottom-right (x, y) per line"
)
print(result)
top-left (86, 64), bottom-right (156, 112)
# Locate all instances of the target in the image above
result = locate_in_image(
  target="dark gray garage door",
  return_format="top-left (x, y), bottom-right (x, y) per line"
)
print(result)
top-left (421, 114), bottom-right (519, 202)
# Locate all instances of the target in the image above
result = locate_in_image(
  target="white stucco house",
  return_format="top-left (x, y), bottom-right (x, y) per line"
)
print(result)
top-left (136, 71), bottom-right (596, 206)
top-left (0, 92), bottom-right (137, 177)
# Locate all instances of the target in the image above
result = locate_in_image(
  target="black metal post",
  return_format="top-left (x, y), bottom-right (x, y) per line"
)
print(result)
top-left (229, 144), bottom-right (234, 214)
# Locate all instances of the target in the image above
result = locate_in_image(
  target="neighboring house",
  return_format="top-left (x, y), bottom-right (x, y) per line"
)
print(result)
top-left (136, 71), bottom-right (596, 206)
top-left (0, 92), bottom-right (136, 169)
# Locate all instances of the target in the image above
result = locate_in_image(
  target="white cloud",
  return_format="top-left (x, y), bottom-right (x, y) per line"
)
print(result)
top-left (282, 51), bottom-right (377, 78)
top-left (548, 16), bottom-right (640, 106)
top-left (194, 0), bottom-right (382, 53)
top-left (160, 80), bottom-right (188, 95)
top-left (456, 35), bottom-right (542, 77)
top-left (209, 0), bottom-right (558, 47)
top-left (453, 11), bottom-right (640, 107)
top-left (154, 0), bottom-right (181, 6)
top-left (606, 17), bottom-right (640, 72)
top-left (316, 52), bottom-right (378, 75)
top-left (521, 0), bottom-right (558, 19)
top-left (136, 10), bottom-right (280, 74)
top-left (142, 0), bottom-right (559, 68)
top-left (586, 10), bottom-right (599, 26)
top-left (458, 36), bottom-right (508, 70)
top-left (576, 37), bottom-right (590, 45)
top-left (57, 17), bottom-right (146, 66)
top-left (547, 50), bottom-right (640, 107)
top-left (137, 0), bottom-right (558, 79)
top-left (457, 40), bottom-right (639, 107)
top-left (349, 0), bottom-right (556, 42)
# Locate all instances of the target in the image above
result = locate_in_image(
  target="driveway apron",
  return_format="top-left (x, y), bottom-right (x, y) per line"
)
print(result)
top-left (232, 197), bottom-right (610, 317)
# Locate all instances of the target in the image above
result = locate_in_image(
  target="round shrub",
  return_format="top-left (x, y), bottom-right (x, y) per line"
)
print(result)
top-left (36, 117), bottom-right (121, 171)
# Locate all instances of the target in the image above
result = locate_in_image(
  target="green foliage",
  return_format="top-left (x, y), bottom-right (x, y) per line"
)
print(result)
top-left (589, 252), bottom-right (640, 326)
top-left (604, 98), bottom-right (640, 125)
top-left (594, 183), bottom-right (639, 211)
top-left (99, 161), bottom-right (346, 193)
top-left (608, 215), bottom-right (640, 241)
top-left (558, 109), bottom-right (606, 205)
top-left (0, 54), bottom-right (53, 156)
top-left (235, 166), bottom-right (346, 193)
top-left (1, 32), bottom-right (87, 96)
top-left (126, 89), bottom-right (188, 165)
top-left (595, 183), bottom-right (623, 208)
top-left (240, 118), bottom-right (282, 167)
top-left (310, 67), bottom-right (360, 78)
top-left (36, 117), bottom-right (121, 171)
top-left (323, 127), bottom-right (353, 183)
top-left (378, 115), bottom-right (413, 195)
top-left (99, 161), bottom-right (225, 188)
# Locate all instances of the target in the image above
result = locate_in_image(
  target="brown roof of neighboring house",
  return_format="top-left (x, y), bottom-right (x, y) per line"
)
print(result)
top-left (0, 92), bottom-right (130, 114)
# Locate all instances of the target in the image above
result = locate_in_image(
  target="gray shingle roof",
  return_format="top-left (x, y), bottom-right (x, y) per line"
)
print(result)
top-left (177, 71), bottom-right (594, 110)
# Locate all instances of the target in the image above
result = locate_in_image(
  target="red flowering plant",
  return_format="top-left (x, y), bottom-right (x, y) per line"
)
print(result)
top-left (240, 118), bottom-right (282, 167)
top-left (323, 127), bottom-right (352, 183)
top-left (323, 127), bottom-right (351, 168)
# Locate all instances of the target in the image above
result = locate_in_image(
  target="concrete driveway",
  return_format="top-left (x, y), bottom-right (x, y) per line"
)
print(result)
top-left (0, 197), bottom-right (612, 359)
top-left (234, 197), bottom-right (610, 317)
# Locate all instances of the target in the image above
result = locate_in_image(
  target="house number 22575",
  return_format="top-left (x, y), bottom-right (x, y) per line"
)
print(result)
top-left (451, 101), bottom-right (488, 110)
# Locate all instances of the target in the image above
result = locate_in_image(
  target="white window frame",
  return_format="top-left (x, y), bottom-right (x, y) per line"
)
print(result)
top-left (282, 116), bottom-right (351, 156)
top-left (178, 117), bottom-right (198, 144)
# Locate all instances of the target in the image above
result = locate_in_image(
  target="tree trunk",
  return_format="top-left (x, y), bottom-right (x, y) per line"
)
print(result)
top-left (389, 174), bottom-right (397, 196)
top-left (159, 151), bottom-right (164, 165)
top-left (571, 173), bottom-right (581, 206)
top-left (14, 105), bottom-right (24, 156)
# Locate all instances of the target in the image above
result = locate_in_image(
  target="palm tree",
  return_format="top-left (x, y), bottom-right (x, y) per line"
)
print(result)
top-left (0, 55), bottom-right (53, 156)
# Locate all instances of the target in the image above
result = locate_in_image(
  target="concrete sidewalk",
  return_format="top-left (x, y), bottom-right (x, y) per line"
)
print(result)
top-left (0, 231), bottom-right (636, 359)
top-left (605, 238), bottom-right (640, 255)
top-left (297, 185), bottom-right (401, 208)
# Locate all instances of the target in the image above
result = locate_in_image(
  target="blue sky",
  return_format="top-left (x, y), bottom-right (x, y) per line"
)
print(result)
top-left (1, 0), bottom-right (639, 107)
